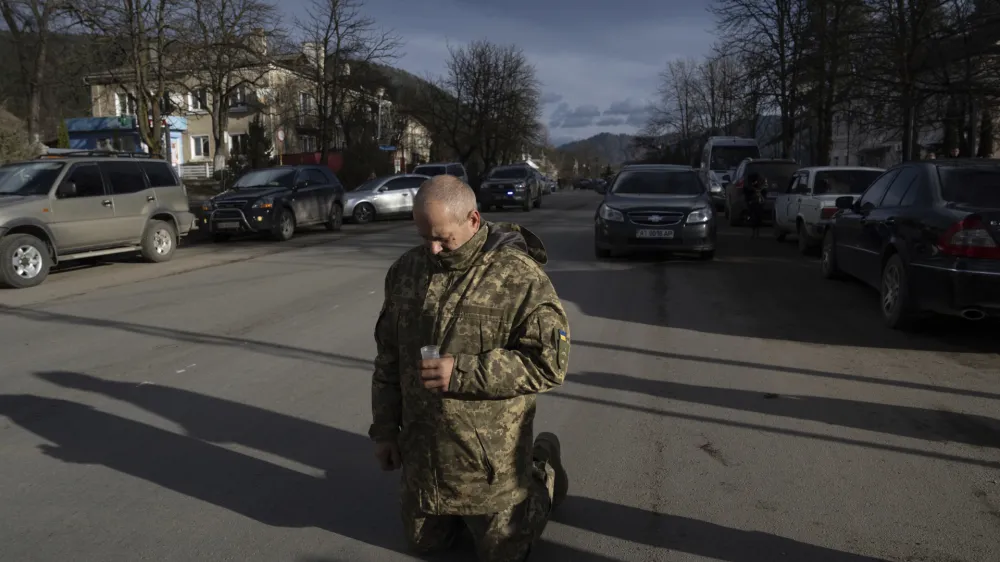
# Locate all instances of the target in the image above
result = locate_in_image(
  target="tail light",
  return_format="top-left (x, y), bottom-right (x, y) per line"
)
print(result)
top-left (820, 207), bottom-right (839, 220)
top-left (938, 215), bottom-right (1000, 259)
top-left (733, 179), bottom-right (744, 189)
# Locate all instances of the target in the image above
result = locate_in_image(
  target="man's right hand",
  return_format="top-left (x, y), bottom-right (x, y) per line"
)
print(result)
top-left (375, 441), bottom-right (402, 471)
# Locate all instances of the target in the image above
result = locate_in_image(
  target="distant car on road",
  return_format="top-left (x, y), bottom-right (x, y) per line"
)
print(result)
top-left (478, 164), bottom-right (543, 211)
top-left (412, 162), bottom-right (468, 185)
top-left (821, 159), bottom-right (1000, 328)
top-left (0, 151), bottom-right (195, 288)
top-left (773, 166), bottom-right (884, 253)
top-left (343, 174), bottom-right (429, 224)
top-left (594, 164), bottom-right (716, 260)
top-left (201, 165), bottom-right (345, 242)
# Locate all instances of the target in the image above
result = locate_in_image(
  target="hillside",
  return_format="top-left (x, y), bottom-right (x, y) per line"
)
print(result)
top-left (557, 132), bottom-right (635, 166)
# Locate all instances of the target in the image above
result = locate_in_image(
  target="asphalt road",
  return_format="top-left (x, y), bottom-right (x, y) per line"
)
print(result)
top-left (0, 190), bottom-right (997, 562)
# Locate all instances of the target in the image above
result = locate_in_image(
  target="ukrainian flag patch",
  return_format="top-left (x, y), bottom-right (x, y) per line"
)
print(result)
top-left (558, 329), bottom-right (567, 341)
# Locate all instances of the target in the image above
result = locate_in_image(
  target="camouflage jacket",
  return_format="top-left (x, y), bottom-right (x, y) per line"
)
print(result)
top-left (369, 221), bottom-right (570, 515)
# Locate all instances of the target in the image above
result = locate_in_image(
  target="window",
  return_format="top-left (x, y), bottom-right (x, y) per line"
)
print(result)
top-left (793, 174), bottom-right (808, 193)
top-left (813, 169), bottom-right (883, 195)
top-left (413, 165), bottom-right (446, 176)
top-left (230, 87), bottom-right (246, 107)
top-left (403, 176), bottom-right (424, 189)
top-left (189, 89), bottom-right (208, 111)
top-left (300, 135), bottom-right (317, 152)
top-left (746, 162), bottom-right (800, 191)
top-left (384, 177), bottom-right (412, 190)
top-left (880, 167), bottom-right (919, 207)
top-left (99, 161), bottom-right (147, 194)
top-left (489, 167), bottom-right (529, 180)
top-left (612, 169), bottom-right (703, 195)
top-left (229, 133), bottom-right (249, 155)
top-left (446, 164), bottom-right (464, 177)
top-left (139, 161), bottom-right (177, 188)
top-left (299, 92), bottom-right (315, 113)
top-left (304, 169), bottom-right (328, 185)
top-left (192, 135), bottom-right (210, 158)
top-left (116, 92), bottom-right (136, 116)
top-left (710, 145), bottom-right (760, 170)
top-left (160, 91), bottom-right (175, 114)
top-left (857, 169), bottom-right (900, 211)
top-left (0, 162), bottom-right (66, 196)
top-left (233, 168), bottom-right (295, 188)
top-left (63, 164), bottom-right (104, 198)
top-left (937, 166), bottom-right (1000, 208)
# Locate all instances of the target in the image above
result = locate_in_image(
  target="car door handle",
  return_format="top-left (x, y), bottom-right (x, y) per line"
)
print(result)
top-left (402, 193), bottom-right (409, 197)
top-left (146, 195), bottom-right (155, 202)
top-left (102, 199), bottom-right (112, 207)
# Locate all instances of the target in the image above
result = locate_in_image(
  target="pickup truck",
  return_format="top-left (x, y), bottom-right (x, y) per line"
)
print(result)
top-left (774, 166), bottom-right (884, 253)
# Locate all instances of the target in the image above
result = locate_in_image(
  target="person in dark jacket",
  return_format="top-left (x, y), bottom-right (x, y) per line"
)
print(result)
top-left (744, 173), bottom-right (767, 238)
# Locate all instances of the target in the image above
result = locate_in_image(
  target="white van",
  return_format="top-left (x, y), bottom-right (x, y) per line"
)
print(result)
top-left (699, 137), bottom-right (761, 209)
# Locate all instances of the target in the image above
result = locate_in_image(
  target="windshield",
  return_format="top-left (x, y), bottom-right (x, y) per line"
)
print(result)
top-left (747, 163), bottom-right (799, 191)
top-left (711, 145), bottom-right (759, 170)
top-left (352, 178), bottom-right (382, 192)
top-left (612, 169), bottom-right (705, 196)
top-left (938, 166), bottom-right (1000, 208)
top-left (489, 167), bottom-right (529, 180)
top-left (233, 168), bottom-right (295, 189)
top-left (0, 161), bottom-right (65, 196)
top-left (813, 170), bottom-right (881, 195)
top-left (413, 165), bottom-right (446, 176)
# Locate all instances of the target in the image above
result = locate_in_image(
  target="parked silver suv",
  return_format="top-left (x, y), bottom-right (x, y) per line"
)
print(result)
top-left (0, 151), bottom-right (196, 288)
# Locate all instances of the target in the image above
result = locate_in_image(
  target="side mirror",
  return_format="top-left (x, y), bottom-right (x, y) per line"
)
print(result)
top-left (835, 196), bottom-right (854, 210)
top-left (56, 180), bottom-right (77, 198)
top-left (377, 186), bottom-right (388, 193)
top-left (295, 180), bottom-right (309, 189)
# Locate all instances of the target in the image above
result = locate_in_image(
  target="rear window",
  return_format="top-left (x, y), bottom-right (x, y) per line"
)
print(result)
top-left (611, 169), bottom-right (704, 196)
top-left (139, 161), bottom-right (177, 187)
top-left (747, 163), bottom-right (799, 190)
top-left (813, 170), bottom-right (882, 195)
top-left (711, 145), bottom-right (759, 170)
top-left (413, 165), bottom-right (446, 176)
top-left (489, 167), bottom-right (529, 179)
top-left (937, 166), bottom-right (1000, 208)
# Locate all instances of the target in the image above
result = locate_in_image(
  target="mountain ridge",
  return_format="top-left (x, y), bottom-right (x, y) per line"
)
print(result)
top-left (556, 132), bottom-right (635, 166)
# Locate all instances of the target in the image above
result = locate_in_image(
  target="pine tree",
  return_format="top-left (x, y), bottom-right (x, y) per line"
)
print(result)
top-left (57, 120), bottom-right (70, 149)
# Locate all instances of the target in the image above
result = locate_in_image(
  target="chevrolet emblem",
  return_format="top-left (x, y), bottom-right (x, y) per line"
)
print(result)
top-left (649, 215), bottom-right (662, 222)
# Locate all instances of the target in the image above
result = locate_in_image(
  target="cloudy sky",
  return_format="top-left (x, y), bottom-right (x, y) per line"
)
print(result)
top-left (289, 0), bottom-right (717, 147)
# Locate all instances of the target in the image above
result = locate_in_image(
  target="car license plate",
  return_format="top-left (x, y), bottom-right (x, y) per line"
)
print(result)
top-left (636, 229), bottom-right (674, 239)
top-left (216, 221), bottom-right (240, 229)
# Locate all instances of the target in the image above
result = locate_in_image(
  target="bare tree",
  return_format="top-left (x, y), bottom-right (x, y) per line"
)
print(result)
top-left (177, 0), bottom-right (281, 170)
top-left (296, 0), bottom-right (400, 161)
top-left (69, 0), bottom-right (187, 154)
top-left (712, 0), bottom-right (810, 157)
top-left (645, 57), bottom-right (702, 162)
top-left (1, 0), bottom-right (63, 143)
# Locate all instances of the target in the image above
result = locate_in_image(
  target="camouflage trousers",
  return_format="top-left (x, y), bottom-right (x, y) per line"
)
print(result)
top-left (402, 460), bottom-right (556, 562)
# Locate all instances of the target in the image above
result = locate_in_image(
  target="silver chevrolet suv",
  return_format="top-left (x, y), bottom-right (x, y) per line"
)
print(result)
top-left (0, 151), bottom-right (196, 288)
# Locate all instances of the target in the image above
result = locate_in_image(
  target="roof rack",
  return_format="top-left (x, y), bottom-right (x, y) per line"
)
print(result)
top-left (37, 150), bottom-right (163, 160)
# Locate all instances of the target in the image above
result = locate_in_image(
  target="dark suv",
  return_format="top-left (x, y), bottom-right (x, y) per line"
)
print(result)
top-left (0, 151), bottom-right (195, 288)
top-left (201, 165), bottom-right (346, 242)
top-left (478, 165), bottom-right (543, 211)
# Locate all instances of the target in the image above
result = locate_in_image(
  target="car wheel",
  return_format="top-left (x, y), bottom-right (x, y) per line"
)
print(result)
top-left (774, 225), bottom-right (787, 242)
top-left (140, 219), bottom-right (177, 263)
top-left (533, 191), bottom-right (541, 208)
top-left (273, 208), bottom-right (296, 241)
top-left (0, 233), bottom-right (51, 289)
top-left (353, 203), bottom-right (375, 224)
top-left (595, 243), bottom-right (611, 259)
top-left (797, 222), bottom-right (812, 255)
top-left (881, 254), bottom-right (915, 329)
top-left (699, 250), bottom-right (715, 261)
top-left (820, 229), bottom-right (841, 279)
top-left (522, 196), bottom-right (531, 212)
top-left (325, 202), bottom-right (343, 231)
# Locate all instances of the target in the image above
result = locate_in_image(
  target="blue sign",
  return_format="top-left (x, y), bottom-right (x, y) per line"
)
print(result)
top-left (378, 145), bottom-right (396, 151)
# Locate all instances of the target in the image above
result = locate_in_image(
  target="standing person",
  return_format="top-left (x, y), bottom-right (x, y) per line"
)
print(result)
top-left (369, 174), bottom-right (571, 561)
top-left (745, 173), bottom-right (767, 238)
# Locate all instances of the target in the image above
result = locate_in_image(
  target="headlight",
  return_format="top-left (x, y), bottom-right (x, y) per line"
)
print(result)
top-left (710, 182), bottom-right (723, 193)
top-left (686, 207), bottom-right (713, 224)
top-left (513, 182), bottom-right (526, 190)
top-left (252, 196), bottom-right (274, 209)
top-left (598, 204), bottom-right (624, 222)
top-left (201, 200), bottom-right (214, 212)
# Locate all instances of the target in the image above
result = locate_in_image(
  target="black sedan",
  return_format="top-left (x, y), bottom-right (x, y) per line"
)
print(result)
top-left (594, 164), bottom-right (717, 260)
top-left (201, 165), bottom-right (346, 242)
top-left (821, 159), bottom-right (1000, 328)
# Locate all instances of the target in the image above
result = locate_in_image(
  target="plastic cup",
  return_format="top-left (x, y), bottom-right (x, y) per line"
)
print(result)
top-left (420, 345), bottom-right (441, 360)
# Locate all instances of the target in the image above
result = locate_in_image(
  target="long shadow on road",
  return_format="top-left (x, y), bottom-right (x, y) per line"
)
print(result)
top-left (571, 371), bottom-right (1000, 449)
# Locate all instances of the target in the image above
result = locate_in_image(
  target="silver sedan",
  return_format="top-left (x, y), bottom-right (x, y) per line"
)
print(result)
top-left (343, 174), bottom-right (430, 224)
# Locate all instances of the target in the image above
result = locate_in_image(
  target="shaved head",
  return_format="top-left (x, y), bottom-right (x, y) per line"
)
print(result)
top-left (414, 174), bottom-right (478, 221)
top-left (413, 174), bottom-right (482, 254)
